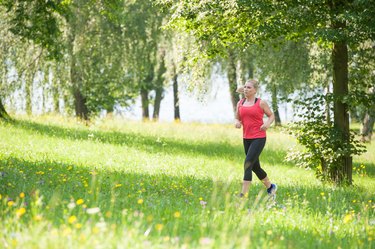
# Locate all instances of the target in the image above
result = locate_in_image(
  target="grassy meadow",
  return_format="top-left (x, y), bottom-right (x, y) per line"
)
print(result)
top-left (0, 115), bottom-right (374, 249)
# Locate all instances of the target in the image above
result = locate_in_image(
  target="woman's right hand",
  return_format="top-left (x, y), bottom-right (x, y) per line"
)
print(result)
top-left (235, 120), bottom-right (242, 129)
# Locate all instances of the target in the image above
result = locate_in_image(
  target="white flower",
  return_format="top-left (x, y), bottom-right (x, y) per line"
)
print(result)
top-left (86, 207), bottom-right (101, 214)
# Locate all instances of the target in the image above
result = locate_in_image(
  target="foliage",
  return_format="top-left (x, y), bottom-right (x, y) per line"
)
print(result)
top-left (348, 40), bottom-right (375, 121)
top-left (0, 0), bottom-right (68, 59)
top-left (287, 93), bottom-right (367, 183)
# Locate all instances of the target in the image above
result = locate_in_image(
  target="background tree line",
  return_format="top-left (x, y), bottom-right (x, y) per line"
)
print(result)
top-left (0, 0), bottom-right (374, 184)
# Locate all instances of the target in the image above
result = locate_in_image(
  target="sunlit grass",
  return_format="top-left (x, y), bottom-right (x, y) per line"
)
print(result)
top-left (0, 115), bottom-right (374, 248)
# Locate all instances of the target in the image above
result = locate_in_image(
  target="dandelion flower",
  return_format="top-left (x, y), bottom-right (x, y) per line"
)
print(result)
top-left (155, 224), bottom-right (163, 231)
top-left (174, 211), bottom-right (181, 218)
top-left (7, 200), bottom-right (14, 207)
top-left (68, 215), bottom-right (77, 224)
top-left (76, 199), bottom-right (84, 205)
top-left (19, 192), bottom-right (25, 198)
top-left (137, 199), bottom-right (144, 204)
top-left (92, 226), bottom-right (100, 234)
top-left (34, 214), bottom-right (43, 221)
top-left (16, 207), bottom-right (26, 218)
top-left (147, 215), bottom-right (153, 222)
top-left (343, 214), bottom-right (352, 224)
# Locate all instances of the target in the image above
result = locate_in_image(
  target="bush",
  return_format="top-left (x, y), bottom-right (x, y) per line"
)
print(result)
top-left (287, 93), bottom-right (366, 184)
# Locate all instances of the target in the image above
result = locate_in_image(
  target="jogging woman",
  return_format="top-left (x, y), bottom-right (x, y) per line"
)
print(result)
top-left (235, 79), bottom-right (277, 198)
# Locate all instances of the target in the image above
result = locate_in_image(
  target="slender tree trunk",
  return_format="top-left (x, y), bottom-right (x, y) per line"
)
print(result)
top-left (332, 39), bottom-right (351, 185)
top-left (153, 88), bottom-right (163, 121)
top-left (361, 87), bottom-right (375, 142)
top-left (0, 98), bottom-right (10, 119)
top-left (68, 30), bottom-right (89, 120)
top-left (361, 112), bottom-right (375, 142)
top-left (141, 67), bottom-right (154, 121)
top-left (25, 67), bottom-right (38, 116)
top-left (325, 82), bottom-right (331, 126)
top-left (25, 75), bottom-right (32, 115)
top-left (271, 84), bottom-right (281, 126)
top-left (52, 65), bottom-right (61, 114)
top-left (172, 66), bottom-right (180, 121)
top-left (152, 52), bottom-right (166, 121)
top-left (227, 50), bottom-right (240, 117)
top-left (140, 88), bottom-right (149, 120)
top-left (71, 64), bottom-right (88, 120)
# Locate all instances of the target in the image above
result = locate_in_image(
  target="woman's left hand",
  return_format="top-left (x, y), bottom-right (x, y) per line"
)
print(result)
top-left (260, 124), bottom-right (269, 131)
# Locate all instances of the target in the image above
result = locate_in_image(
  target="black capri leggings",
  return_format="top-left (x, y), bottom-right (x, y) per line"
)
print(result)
top-left (243, 137), bottom-right (267, 181)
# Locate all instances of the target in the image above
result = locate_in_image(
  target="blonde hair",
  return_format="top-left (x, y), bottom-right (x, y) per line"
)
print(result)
top-left (245, 79), bottom-right (259, 90)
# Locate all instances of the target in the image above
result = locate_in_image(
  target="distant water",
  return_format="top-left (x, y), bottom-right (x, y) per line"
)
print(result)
top-left (8, 67), bottom-right (293, 124)
top-left (119, 74), bottom-right (294, 124)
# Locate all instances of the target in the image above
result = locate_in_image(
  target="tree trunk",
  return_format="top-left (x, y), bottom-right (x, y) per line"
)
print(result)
top-left (73, 87), bottom-right (88, 120)
top-left (52, 66), bottom-right (61, 114)
top-left (227, 50), bottom-right (240, 116)
top-left (71, 61), bottom-right (88, 120)
top-left (172, 68), bottom-right (180, 121)
top-left (153, 88), bottom-right (163, 121)
top-left (361, 112), bottom-right (375, 142)
top-left (325, 82), bottom-right (332, 126)
top-left (140, 88), bottom-right (149, 120)
top-left (25, 69), bottom-right (37, 116)
top-left (152, 52), bottom-right (166, 121)
top-left (332, 39), bottom-right (351, 185)
top-left (0, 98), bottom-right (10, 119)
top-left (361, 87), bottom-right (375, 142)
top-left (25, 76), bottom-right (32, 116)
top-left (68, 29), bottom-right (89, 121)
top-left (271, 84), bottom-right (281, 126)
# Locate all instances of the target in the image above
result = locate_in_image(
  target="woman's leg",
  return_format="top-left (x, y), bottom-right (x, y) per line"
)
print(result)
top-left (252, 160), bottom-right (271, 188)
top-left (241, 138), bottom-right (266, 196)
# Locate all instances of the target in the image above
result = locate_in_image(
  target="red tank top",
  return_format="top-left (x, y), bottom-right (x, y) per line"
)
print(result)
top-left (238, 98), bottom-right (266, 139)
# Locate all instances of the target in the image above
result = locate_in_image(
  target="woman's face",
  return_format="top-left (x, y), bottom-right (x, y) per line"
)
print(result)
top-left (244, 82), bottom-right (256, 96)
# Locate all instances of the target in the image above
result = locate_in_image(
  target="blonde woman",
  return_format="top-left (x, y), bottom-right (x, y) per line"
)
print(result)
top-left (235, 79), bottom-right (277, 198)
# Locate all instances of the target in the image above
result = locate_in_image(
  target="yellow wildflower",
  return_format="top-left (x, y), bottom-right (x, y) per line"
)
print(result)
top-left (147, 215), bottom-right (153, 222)
top-left (76, 199), bottom-right (84, 205)
top-left (155, 224), bottom-right (163, 231)
top-left (16, 207), bottom-right (26, 218)
top-left (174, 211), bottom-right (181, 218)
top-left (19, 192), bottom-right (25, 198)
top-left (92, 226), bottom-right (100, 234)
top-left (343, 213), bottom-right (352, 224)
top-left (137, 199), bottom-right (144, 204)
top-left (68, 215), bottom-right (77, 224)
top-left (34, 214), bottom-right (43, 221)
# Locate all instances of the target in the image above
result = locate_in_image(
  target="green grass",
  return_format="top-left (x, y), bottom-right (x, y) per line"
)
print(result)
top-left (0, 115), bottom-right (374, 249)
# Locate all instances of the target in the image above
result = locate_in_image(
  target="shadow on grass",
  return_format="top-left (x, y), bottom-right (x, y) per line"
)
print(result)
top-left (11, 119), bottom-right (294, 167)
top-left (0, 156), bottom-right (371, 247)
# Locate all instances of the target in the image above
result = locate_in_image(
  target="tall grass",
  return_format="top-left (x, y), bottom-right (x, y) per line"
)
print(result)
top-left (0, 115), bottom-right (374, 248)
